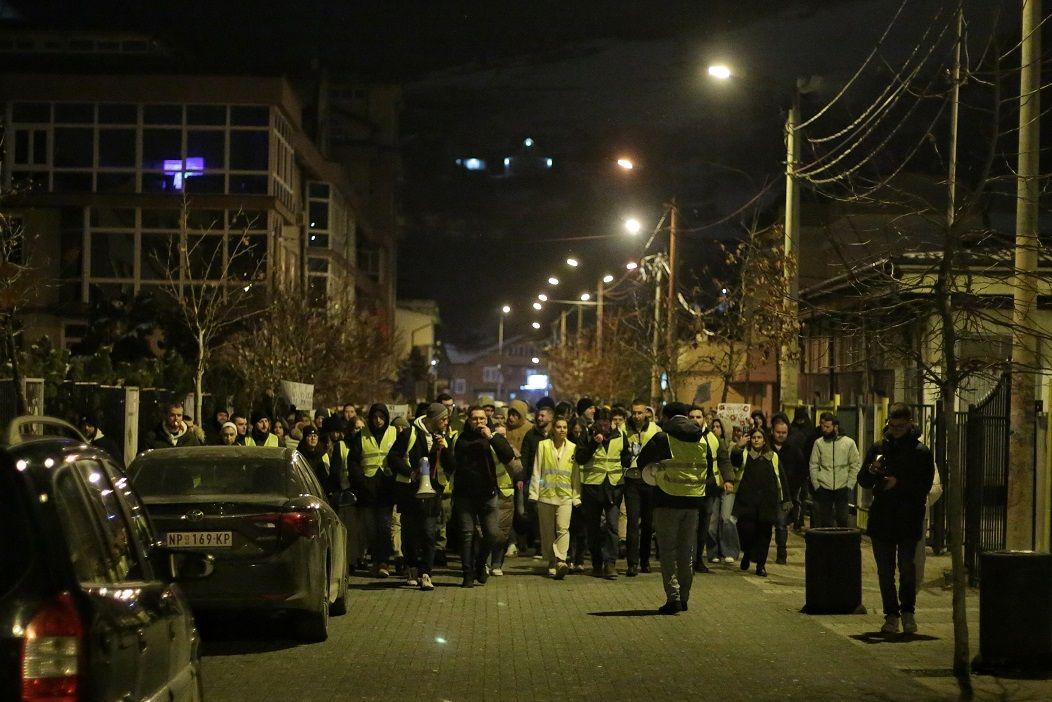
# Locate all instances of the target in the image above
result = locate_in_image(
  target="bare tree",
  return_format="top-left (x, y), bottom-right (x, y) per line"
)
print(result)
top-left (154, 199), bottom-right (266, 423)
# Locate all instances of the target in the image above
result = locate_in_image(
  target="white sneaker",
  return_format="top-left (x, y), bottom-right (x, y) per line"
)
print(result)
top-left (505, 543), bottom-right (518, 557)
top-left (406, 568), bottom-right (418, 587)
top-left (532, 553), bottom-right (544, 560)
top-left (419, 573), bottom-right (434, 591)
top-left (902, 613), bottom-right (917, 634)
top-left (491, 568), bottom-right (504, 577)
top-left (881, 615), bottom-right (901, 634)
top-left (723, 557), bottom-right (735, 564)
top-left (708, 556), bottom-right (720, 563)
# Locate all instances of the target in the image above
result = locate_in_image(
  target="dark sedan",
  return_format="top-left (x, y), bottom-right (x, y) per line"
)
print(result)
top-left (129, 446), bottom-right (349, 641)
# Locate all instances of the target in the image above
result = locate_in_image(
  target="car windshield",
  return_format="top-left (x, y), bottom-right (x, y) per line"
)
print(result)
top-left (0, 461), bottom-right (34, 595)
top-left (132, 458), bottom-right (294, 498)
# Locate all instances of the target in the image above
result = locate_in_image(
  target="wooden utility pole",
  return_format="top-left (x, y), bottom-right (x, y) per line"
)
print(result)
top-left (779, 94), bottom-right (802, 408)
top-left (559, 309), bottom-right (567, 348)
top-left (1008, 0), bottom-right (1041, 550)
top-left (596, 279), bottom-right (605, 355)
top-left (666, 203), bottom-right (679, 396)
top-left (650, 259), bottom-right (664, 406)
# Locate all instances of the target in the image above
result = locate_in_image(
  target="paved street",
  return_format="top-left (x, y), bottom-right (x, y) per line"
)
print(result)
top-left (195, 533), bottom-right (1052, 702)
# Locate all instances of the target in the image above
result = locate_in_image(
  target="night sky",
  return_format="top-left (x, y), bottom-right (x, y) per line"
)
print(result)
top-left (11, 0), bottom-right (1008, 346)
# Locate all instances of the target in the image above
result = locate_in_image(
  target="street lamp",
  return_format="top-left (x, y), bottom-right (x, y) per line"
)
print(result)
top-left (707, 64), bottom-right (732, 80)
top-left (602, 274), bottom-right (614, 284)
top-left (532, 301), bottom-right (543, 311)
top-left (624, 218), bottom-right (642, 235)
top-left (531, 321), bottom-right (541, 330)
top-left (617, 157), bottom-right (635, 170)
top-left (498, 305), bottom-right (511, 400)
top-left (580, 292), bottom-right (591, 301)
top-left (548, 276), bottom-right (559, 286)
top-left (537, 293), bottom-right (548, 302)
top-left (566, 257), bottom-right (579, 267)
top-left (531, 356), bottom-right (540, 364)
top-left (626, 261), bottom-right (638, 271)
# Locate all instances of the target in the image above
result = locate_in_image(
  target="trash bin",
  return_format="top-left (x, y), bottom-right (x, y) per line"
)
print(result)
top-left (802, 527), bottom-right (866, 615)
top-left (973, 550), bottom-right (1052, 674)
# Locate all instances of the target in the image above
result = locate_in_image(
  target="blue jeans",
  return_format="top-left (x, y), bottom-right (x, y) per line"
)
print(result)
top-left (707, 492), bottom-right (740, 560)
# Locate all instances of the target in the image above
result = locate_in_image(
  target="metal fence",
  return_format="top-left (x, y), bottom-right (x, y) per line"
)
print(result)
top-left (962, 373), bottom-right (1010, 585)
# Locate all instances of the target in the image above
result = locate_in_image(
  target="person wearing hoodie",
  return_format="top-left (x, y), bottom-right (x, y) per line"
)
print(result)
top-left (217, 421), bottom-right (239, 446)
top-left (297, 425), bottom-right (339, 499)
top-left (636, 402), bottom-right (715, 614)
top-left (574, 407), bottom-right (631, 579)
top-left (347, 403), bottom-right (398, 578)
top-left (244, 411), bottom-right (279, 447)
top-left (624, 399), bottom-right (661, 576)
top-left (142, 402), bottom-right (203, 450)
top-left (809, 412), bottom-right (862, 527)
top-left (731, 427), bottom-right (792, 578)
top-left (857, 404), bottom-right (935, 635)
top-left (787, 407), bottom-right (817, 529)
top-left (449, 405), bottom-right (521, 587)
top-left (387, 403), bottom-right (454, 591)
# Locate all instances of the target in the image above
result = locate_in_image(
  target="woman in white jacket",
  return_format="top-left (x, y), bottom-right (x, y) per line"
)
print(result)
top-left (529, 417), bottom-right (580, 580)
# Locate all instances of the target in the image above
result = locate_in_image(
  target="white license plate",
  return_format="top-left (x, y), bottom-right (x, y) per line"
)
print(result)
top-left (165, 531), bottom-right (233, 548)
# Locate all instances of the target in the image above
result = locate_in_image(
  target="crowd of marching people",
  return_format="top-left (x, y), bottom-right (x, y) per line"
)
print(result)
top-left (78, 392), bottom-right (936, 631)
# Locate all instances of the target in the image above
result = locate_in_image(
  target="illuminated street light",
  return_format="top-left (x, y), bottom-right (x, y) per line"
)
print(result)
top-left (625, 218), bottom-right (642, 235)
top-left (524, 137), bottom-right (535, 147)
top-left (616, 157), bottom-right (634, 170)
top-left (548, 276), bottom-right (560, 286)
top-left (501, 304), bottom-right (511, 314)
top-left (566, 257), bottom-right (579, 267)
top-left (538, 293), bottom-right (548, 302)
top-left (708, 64), bottom-right (732, 80)
top-left (602, 274), bottom-right (614, 284)
top-left (580, 292), bottom-right (591, 302)
top-left (531, 356), bottom-right (540, 364)
top-left (626, 261), bottom-right (638, 271)
top-left (531, 321), bottom-right (541, 330)
top-left (532, 301), bottom-right (543, 311)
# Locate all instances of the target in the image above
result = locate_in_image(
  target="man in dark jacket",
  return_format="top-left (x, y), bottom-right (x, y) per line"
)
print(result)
top-left (387, 403), bottom-right (453, 591)
top-left (637, 402), bottom-right (715, 614)
top-left (518, 403), bottom-right (552, 556)
top-left (770, 413), bottom-right (806, 564)
top-left (142, 402), bottom-right (203, 451)
top-left (787, 407), bottom-right (816, 529)
top-left (79, 414), bottom-right (124, 466)
top-left (449, 405), bottom-right (521, 587)
top-left (858, 403), bottom-right (935, 636)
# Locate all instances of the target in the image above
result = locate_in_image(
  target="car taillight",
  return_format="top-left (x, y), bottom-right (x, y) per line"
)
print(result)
top-left (279, 511), bottom-right (319, 539)
top-left (21, 593), bottom-right (82, 702)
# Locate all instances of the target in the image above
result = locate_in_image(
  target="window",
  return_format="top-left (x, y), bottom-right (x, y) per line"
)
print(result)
top-left (73, 460), bottom-right (144, 581)
top-left (483, 366), bottom-right (501, 383)
top-left (98, 129), bottom-right (136, 167)
top-left (142, 128), bottom-right (182, 169)
top-left (143, 104), bottom-right (182, 125)
top-left (187, 105), bottom-right (226, 126)
top-left (90, 208), bottom-right (135, 229)
top-left (90, 232), bottom-right (135, 279)
top-left (53, 128), bottom-right (93, 167)
top-left (187, 235), bottom-right (225, 280)
top-left (309, 201), bottom-right (329, 231)
top-left (140, 233), bottom-right (178, 280)
top-left (230, 105), bottom-right (268, 126)
top-left (52, 468), bottom-right (112, 583)
top-left (54, 103), bottom-right (94, 123)
top-left (98, 103), bottom-right (137, 124)
top-left (229, 130), bottom-right (268, 170)
top-left (308, 276), bottom-right (327, 305)
top-left (452, 379), bottom-right (467, 395)
top-left (358, 243), bottom-right (382, 282)
top-left (228, 174), bottom-right (268, 194)
top-left (228, 234), bottom-right (267, 279)
top-left (307, 257), bottom-right (328, 273)
top-left (187, 130), bottom-right (226, 169)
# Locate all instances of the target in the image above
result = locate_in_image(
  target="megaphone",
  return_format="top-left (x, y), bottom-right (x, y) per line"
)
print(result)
top-left (416, 456), bottom-right (437, 499)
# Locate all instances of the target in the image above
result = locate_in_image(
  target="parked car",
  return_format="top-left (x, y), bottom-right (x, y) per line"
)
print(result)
top-left (0, 416), bottom-right (213, 702)
top-left (128, 446), bottom-right (350, 641)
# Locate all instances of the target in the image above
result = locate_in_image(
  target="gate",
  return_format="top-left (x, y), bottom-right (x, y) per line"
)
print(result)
top-left (964, 373), bottom-right (1010, 585)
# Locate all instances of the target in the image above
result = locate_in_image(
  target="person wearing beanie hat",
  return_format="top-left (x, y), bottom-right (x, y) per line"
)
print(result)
top-left (346, 403), bottom-right (397, 578)
top-left (536, 396), bottom-right (556, 413)
top-left (217, 421), bottom-right (239, 446)
top-left (386, 402), bottom-right (454, 590)
top-left (245, 411), bottom-right (279, 447)
top-left (297, 425), bottom-right (338, 500)
top-left (79, 413), bottom-right (124, 465)
top-left (637, 397), bottom-right (718, 615)
top-left (574, 407), bottom-right (631, 579)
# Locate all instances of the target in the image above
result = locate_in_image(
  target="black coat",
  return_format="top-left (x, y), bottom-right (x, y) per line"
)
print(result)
top-left (858, 429), bottom-right (935, 542)
top-left (732, 448), bottom-right (791, 524)
top-left (449, 425), bottom-right (517, 500)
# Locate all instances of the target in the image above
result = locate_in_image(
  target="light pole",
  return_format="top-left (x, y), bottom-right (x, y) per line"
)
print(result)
top-left (498, 304), bottom-right (510, 401)
top-left (597, 274), bottom-right (613, 354)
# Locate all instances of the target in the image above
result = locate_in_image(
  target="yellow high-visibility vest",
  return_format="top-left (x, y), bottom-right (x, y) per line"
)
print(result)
top-left (580, 432), bottom-right (626, 486)
top-left (537, 438), bottom-right (576, 500)
top-left (361, 426), bottom-right (397, 478)
top-left (394, 429), bottom-right (420, 484)
top-left (245, 433), bottom-right (279, 447)
top-left (654, 435), bottom-right (711, 497)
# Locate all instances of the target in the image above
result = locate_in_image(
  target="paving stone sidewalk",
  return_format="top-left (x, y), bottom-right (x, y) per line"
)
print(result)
top-left (199, 533), bottom-right (1052, 702)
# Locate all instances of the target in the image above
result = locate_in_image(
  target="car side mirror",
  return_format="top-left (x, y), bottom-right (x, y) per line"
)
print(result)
top-left (338, 489), bottom-right (357, 507)
top-left (155, 544), bottom-right (215, 581)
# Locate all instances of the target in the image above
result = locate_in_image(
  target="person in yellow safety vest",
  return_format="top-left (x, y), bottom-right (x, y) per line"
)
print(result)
top-left (244, 411), bottom-right (279, 447)
top-left (346, 403), bottom-right (397, 578)
top-left (623, 399), bottom-right (660, 576)
top-left (386, 403), bottom-right (453, 591)
top-left (528, 416), bottom-right (580, 580)
top-left (447, 406), bottom-right (521, 588)
top-left (730, 426), bottom-right (792, 578)
top-left (574, 407), bottom-right (632, 580)
top-left (687, 406), bottom-right (730, 574)
top-left (636, 402), bottom-right (716, 615)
